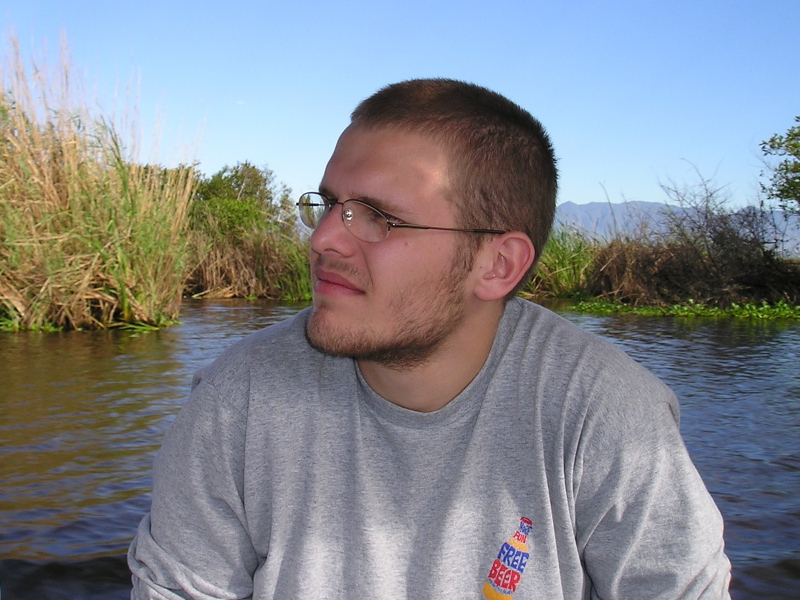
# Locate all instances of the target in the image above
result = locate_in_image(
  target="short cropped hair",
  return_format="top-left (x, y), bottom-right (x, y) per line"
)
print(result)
top-left (351, 78), bottom-right (558, 294)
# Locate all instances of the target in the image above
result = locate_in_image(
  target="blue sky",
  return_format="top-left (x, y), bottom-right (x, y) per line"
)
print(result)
top-left (3, 1), bottom-right (798, 207)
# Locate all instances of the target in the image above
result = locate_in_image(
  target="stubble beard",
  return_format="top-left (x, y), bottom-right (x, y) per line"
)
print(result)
top-left (305, 254), bottom-right (470, 370)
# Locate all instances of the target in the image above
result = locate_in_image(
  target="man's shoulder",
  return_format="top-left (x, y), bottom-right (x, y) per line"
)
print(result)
top-left (504, 297), bottom-right (610, 354)
top-left (194, 307), bottom-right (317, 387)
top-left (502, 298), bottom-right (678, 419)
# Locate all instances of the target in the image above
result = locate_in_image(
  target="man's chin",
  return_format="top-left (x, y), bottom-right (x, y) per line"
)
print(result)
top-left (306, 314), bottom-right (440, 370)
top-left (305, 309), bottom-right (356, 357)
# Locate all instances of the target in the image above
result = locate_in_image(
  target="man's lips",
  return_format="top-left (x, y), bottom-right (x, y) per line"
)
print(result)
top-left (314, 268), bottom-right (365, 295)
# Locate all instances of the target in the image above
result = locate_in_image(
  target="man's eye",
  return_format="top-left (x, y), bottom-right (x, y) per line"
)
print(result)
top-left (373, 208), bottom-right (402, 224)
top-left (368, 210), bottom-right (387, 223)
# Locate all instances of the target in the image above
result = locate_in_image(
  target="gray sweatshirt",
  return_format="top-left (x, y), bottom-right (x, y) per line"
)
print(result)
top-left (129, 298), bottom-right (731, 599)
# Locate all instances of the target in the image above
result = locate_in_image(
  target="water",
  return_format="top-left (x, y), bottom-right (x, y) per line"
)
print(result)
top-left (1, 299), bottom-right (798, 598)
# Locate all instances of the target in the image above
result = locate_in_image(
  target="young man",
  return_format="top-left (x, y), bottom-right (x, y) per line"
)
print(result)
top-left (129, 79), bottom-right (731, 599)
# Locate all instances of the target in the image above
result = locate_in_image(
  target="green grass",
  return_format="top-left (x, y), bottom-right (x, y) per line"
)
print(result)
top-left (525, 225), bottom-right (597, 298)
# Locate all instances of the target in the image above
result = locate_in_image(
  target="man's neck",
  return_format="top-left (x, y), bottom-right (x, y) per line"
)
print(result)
top-left (357, 303), bottom-right (505, 413)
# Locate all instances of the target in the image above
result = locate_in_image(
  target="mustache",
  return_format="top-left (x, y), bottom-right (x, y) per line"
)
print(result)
top-left (313, 256), bottom-right (366, 285)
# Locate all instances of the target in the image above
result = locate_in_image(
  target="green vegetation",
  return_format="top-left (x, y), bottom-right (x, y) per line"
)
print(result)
top-left (186, 161), bottom-right (311, 302)
top-left (0, 38), bottom-right (196, 330)
top-left (524, 175), bottom-right (800, 320)
top-left (573, 299), bottom-right (800, 320)
top-left (528, 225), bottom-right (596, 297)
top-left (0, 35), bottom-right (309, 331)
top-left (1, 35), bottom-right (796, 330)
top-left (761, 116), bottom-right (800, 216)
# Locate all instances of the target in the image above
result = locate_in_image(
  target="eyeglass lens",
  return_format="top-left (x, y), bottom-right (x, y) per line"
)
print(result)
top-left (298, 193), bottom-right (389, 242)
top-left (298, 193), bottom-right (325, 228)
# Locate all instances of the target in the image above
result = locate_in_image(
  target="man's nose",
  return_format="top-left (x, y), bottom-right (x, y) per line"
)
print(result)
top-left (310, 202), bottom-right (354, 256)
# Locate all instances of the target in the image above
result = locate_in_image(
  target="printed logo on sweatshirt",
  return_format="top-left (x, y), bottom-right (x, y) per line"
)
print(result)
top-left (482, 517), bottom-right (532, 600)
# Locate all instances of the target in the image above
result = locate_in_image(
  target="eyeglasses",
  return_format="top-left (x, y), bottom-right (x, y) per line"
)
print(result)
top-left (297, 192), bottom-right (506, 243)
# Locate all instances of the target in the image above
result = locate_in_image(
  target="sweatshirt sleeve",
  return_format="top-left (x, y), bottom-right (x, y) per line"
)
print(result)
top-left (572, 372), bottom-right (731, 600)
top-left (128, 375), bottom-right (258, 600)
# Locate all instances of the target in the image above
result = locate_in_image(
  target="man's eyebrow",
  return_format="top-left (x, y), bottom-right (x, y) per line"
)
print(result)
top-left (318, 186), bottom-right (405, 220)
top-left (361, 195), bottom-right (399, 212)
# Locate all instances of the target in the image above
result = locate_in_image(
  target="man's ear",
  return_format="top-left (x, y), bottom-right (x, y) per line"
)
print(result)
top-left (472, 232), bottom-right (535, 302)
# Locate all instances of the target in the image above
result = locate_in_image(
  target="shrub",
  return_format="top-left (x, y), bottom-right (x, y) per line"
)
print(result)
top-left (185, 162), bottom-right (311, 301)
top-left (587, 176), bottom-right (800, 306)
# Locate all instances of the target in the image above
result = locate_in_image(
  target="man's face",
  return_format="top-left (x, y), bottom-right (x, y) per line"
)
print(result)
top-left (305, 126), bottom-right (474, 368)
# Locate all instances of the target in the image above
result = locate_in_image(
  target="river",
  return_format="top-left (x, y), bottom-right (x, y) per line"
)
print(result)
top-left (0, 299), bottom-right (798, 598)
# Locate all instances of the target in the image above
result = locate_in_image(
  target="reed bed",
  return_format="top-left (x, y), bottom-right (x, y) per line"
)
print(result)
top-left (0, 37), bottom-right (311, 331)
top-left (0, 36), bottom-right (196, 330)
top-left (585, 181), bottom-right (800, 307)
top-left (186, 229), bottom-right (310, 302)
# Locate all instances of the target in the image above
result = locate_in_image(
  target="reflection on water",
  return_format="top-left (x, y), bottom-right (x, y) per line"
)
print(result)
top-left (0, 299), bottom-right (798, 598)
top-left (0, 300), bottom-right (303, 598)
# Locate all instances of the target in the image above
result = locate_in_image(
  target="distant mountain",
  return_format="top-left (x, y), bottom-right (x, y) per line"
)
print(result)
top-left (554, 201), bottom-right (800, 255)
top-left (555, 201), bottom-right (668, 239)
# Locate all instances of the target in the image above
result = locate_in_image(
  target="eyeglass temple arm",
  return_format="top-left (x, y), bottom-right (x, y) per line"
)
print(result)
top-left (388, 223), bottom-right (506, 235)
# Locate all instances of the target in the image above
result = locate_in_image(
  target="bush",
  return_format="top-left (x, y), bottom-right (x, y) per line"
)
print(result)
top-left (191, 162), bottom-right (280, 239)
top-left (586, 176), bottom-right (800, 306)
top-left (761, 116), bottom-right (800, 216)
top-left (185, 162), bottom-right (311, 301)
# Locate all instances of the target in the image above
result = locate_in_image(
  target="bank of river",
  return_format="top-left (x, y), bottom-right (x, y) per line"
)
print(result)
top-left (0, 299), bottom-right (798, 598)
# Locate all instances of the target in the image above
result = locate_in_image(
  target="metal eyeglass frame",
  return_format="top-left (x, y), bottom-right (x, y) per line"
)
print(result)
top-left (297, 191), bottom-right (506, 243)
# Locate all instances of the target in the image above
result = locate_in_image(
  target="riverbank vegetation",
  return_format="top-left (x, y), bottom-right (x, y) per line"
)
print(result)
top-left (0, 39), bottom-right (195, 330)
top-left (185, 162), bottom-right (310, 302)
top-left (1, 35), bottom-right (798, 330)
top-left (0, 36), bottom-right (308, 331)
top-left (526, 175), bottom-right (800, 319)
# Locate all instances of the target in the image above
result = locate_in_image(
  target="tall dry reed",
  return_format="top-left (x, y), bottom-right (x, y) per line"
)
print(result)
top-left (525, 187), bottom-right (800, 306)
top-left (186, 228), bottom-right (311, 301)
top-left (0, 35), bottom-right (196, 330)
top-left (587, 179), bottom-right (800, 306)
